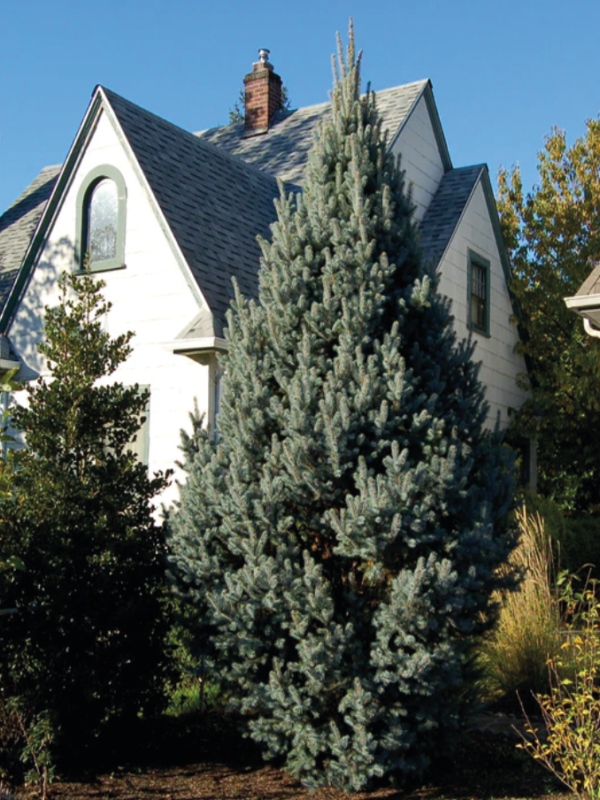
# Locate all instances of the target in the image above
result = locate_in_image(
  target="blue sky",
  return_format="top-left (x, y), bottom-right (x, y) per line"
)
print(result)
top-left (1, 0), bottom-right (599, 213)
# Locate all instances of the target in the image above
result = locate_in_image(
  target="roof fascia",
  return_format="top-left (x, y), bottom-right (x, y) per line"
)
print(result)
top-left (0, 91), bottom-right (105, 331)
top-left (478, 168), bottom-right (529, 366)
top-left (565, 294), bottom-right (600, 311)
top-left (167, 336), bottom-right (229, 354)
top-left (0, 358), bottom-right (20, 371)
top-left (422, 82), bottom-right (452, 172)
top-left (97, 88), bottom-right (208, 316)
top-left (479, 167), bottom-right (514, 291)
top-left (388, 81), bottom-right (453, 172)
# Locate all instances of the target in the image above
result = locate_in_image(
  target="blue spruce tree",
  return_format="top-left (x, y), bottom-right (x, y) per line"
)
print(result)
top-left (169, 24), bottom-right (516, 790)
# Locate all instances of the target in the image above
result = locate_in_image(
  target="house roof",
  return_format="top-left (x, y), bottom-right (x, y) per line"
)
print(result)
top-left (102, 88), bottom-right (281, 337)
top-left (418, 165), bottom-right (485, 270)
top-left (0, 165), bottom-right (60, 309)
top-left (0, 79), bottom-right (481, 341)
top-left (573, 263), bottom-right (600, 299)
top-left (564, 262), bottom-right (600, 330)
top-left (197, 80), bottom-right (430, 186)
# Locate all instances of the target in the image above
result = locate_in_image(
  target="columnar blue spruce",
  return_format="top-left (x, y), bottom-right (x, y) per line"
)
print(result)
top-left (169, 25), bottom-right (517, 791)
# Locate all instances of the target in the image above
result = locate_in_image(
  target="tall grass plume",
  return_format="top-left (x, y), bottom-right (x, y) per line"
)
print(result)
top-left (477, 507), bottom-right (562, 704)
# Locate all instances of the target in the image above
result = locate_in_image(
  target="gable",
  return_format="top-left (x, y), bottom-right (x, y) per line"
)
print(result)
top-left (8, 108), bottom-right (205, 371)
top-left (434, 177), bottom-right (528, 428)
top-left (391, 90), bottom-right (451, 222)
top-left (1, 88), bottom-right (283, 340)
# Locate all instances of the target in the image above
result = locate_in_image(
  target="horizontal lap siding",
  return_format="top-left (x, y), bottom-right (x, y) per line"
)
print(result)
top-left (391, 95), bottom-right (445, 223)
top-left (437, 181), bottom-right (529, 429)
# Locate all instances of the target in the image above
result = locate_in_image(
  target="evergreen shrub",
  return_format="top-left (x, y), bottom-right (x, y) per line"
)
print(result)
top-left (169, 24), bottom-right (517, 790)
top-left (0, 270), bottom-right (174, 755)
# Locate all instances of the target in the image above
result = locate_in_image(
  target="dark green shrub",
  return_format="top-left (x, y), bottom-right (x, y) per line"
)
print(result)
top-left (0, 270), bottom-right (174, 753)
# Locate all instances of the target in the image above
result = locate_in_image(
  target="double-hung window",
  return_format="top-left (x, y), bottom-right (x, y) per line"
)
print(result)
top-left (468, 250), bottom-right (491, 336)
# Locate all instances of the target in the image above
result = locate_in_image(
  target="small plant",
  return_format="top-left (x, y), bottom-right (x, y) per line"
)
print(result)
top-left (166, 678), bottom-right (225, 716)
top-left (0, 697), bottom-right (54, 800)
top-left (519, 577), bottom-right (600, 800)
top-left (18, 708), bottom-right (54, 800)
top-left (476, 507), bottom-right (562, 704)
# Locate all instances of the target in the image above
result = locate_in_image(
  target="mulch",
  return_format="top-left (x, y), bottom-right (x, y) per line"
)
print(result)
top-left (8, 710), bottom-right (570, 800)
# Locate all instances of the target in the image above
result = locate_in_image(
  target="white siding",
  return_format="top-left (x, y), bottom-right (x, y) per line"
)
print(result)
top-left (391, 94), bottom-right (445, 222)
top-left (437, 181), bottom-right (529, 429)
top-left (9, 110), bottom-right (211, 507)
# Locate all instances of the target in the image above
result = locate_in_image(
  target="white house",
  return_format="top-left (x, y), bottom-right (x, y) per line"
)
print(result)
top-left (565, 264), bottom-right (600, 338)
top-left (0, 52), bottom-right (531, 505)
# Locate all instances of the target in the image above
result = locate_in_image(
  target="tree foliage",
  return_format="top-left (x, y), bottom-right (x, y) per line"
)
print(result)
top-left (169, 25), bottom-right (517, 790)
top-left (497, 119), bottom-right (600, 513)
top-left (0, 271), bottom-right (174, 751)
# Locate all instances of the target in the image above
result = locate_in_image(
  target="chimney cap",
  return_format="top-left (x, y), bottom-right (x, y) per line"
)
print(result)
top-left (253, 48), bottom-right (273, 70)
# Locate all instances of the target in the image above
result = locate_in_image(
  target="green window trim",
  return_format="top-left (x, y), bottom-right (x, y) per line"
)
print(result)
top-left (74, 164), bottom-right (127, 274)
top-left (467, 249), bottom-right (491, 337)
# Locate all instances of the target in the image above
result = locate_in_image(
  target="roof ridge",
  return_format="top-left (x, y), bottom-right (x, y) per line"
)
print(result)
top-left (447, 163), bottom-right (486, 173)
top-left (195, 79), bottom-right (430, 139)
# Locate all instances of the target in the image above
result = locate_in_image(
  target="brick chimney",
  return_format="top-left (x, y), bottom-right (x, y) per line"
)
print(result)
top-left (243, 49), bottom-right (282, 136)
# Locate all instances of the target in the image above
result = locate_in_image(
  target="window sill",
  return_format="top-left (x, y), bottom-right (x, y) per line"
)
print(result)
top-left (468, 324), bottom-right (491, 338)
top-left (74, 260), bottom-right (126, 275)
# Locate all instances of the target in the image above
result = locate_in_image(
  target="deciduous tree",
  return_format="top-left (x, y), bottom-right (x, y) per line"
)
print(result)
top-left (497, 119), bottom-right (600, 513)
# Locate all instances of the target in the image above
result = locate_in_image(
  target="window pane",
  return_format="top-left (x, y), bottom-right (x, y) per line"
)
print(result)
top-left (470, 261), bottom-right (487, 331)
top-left (471, 293), bottom-right (486, 330)
top-left (472, 263), bottom-right (486, 299)
top-left (87, 179), bottom-right (118, 263)
top-left (128, 409), bottom-right (149, 465)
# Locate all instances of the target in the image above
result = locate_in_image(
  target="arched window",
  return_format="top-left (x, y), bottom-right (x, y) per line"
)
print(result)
top-left (76, 165), bottom-right (126, 272)
top-left (87, 178), bottom-right (118, 263)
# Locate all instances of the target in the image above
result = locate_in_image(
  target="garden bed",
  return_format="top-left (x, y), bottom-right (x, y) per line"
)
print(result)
top-left (9, 711), bottom-right (570, 800)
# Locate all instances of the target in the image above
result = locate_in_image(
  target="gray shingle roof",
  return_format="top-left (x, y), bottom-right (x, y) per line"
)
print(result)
top-left (197, 81), bottom-right (428, 186)
top-left (574, 262), bottom-right (600, 299)
top-left (418, 165), bottom-right (484, 270)
top-left (0, 80), bottom-right (464, 340)
top-left (103, 88), bottom-right (280, 337)
top-left (0, 165), bottom-right (60, 310)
